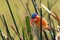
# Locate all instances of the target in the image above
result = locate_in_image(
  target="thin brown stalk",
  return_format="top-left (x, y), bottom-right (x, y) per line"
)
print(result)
top-left (50, 11), bottom-right (60, 25)
top-left (10, 24), bottom-right (22, 40)
top-left (10, 24), bottom-right (18, 35)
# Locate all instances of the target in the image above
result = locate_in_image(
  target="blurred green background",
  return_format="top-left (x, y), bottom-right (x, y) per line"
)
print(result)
top-left (0, 0), bottom-right (60, 40)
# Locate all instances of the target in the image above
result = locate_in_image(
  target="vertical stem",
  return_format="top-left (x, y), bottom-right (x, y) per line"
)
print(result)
top-left (51, 19), bottom-right (56, 40)
top-left (26, 1), bottom-right (31, 16)
top-left (5, 0), bottom-right (21, 40)
top-left (2, 15), bottom-right (13, 40)
top-left (39, 0), bottom-right (42, 40)
top-left (32, 0), bottom-right (38, 14)
top-left (43, 30), bottom-right (48, 40)
top-left (40, 0), bottom-right (42, 7)
top-left (47, 0), bottom-right (56, 40)
top-left (19, 0), bottom-right (29, 15)
top-left (0, 30), bottom-right (5, 40)
top-left (39, 8), bottom-right (42, 40)
top-left (47, 0), bottom-right (53, 40)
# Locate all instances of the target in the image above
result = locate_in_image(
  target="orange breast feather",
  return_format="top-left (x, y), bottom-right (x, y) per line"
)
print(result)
top-left (35, 17), bottom-right (49, 30)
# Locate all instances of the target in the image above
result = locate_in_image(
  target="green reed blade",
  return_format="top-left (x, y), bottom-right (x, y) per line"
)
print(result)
top-left (32, 0), bottom-right (38, 14)
top-left (39, 8), bottom-right (42, 40)
top-left (0, 30), bottom-right (6, 40)
top-left (16, 14), bottom-right (28, 40)
top-left (22, 27), bottom-right (28, 40)
top-left (2, 15), bottom-right (14, 40)
top-left (19, 0), bottom-right (29, 15)
top-left (0, 15), bottom-right (14, 40)
top-left (0, 15), bottom-right (5, 25)
top-left (29, 33), bottom-right (33, 40)
top-left (47, 0), bottom-right (56, 40)
top-left (51, 19), bottom-right (56, 40)
top-left (36, 27), bottom-right (41, 40)
top-left (47, 0), bottom-right (53, 40)
top-left (26, 1), bottom-right (31, 16)
top-left (26, 16), bottom-right (33, 40)
top-left (26, 16), bottom-right (31, 34)
top-left (6, 0), bottom-right (20, 39)
top-left (22, 28), bottom-right (25, 40)
top-left (43, 30), bottom-right (49, 40)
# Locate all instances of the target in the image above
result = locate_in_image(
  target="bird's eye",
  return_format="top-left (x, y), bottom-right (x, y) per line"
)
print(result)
top-left (34, 17), bottom-right (36, 19)
top-left (32, 17), bottom-right (36, 19)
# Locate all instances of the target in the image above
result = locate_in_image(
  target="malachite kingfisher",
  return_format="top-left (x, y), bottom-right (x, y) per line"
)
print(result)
top-left (30, 13), bottom-right (51, 30)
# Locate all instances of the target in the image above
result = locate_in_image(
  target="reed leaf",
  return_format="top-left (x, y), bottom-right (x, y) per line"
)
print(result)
top-left (6, 0), bottom-right (20, 39)
top-left (26, 1), bottom-right (31, 16)
top-left (47, 0), bottom-right (56, 40)
top-left (51, 19), bottom-right (56, 40)
top-left (32, 0), bottom-right (38, 14)
top-left (36, 27), bottom-right (41, 40)
top-left (22, 28), bottom-right (25, 40)
top-left (39, 8), bottom-right (42, 40)
top-left (0, 15), bottom-right (5, 25)
top-left (2, 15), bottom-right (14, 40)
top-left (25, 16), bottom-right (33, 40)
top-left (43, 30), bottom-right (49, 40)
top-left (47, 0), bottom-right (53, 40)
top-left (29, 33), bottom-right (33, 40)
top-left (26, 16), bottom-right (31, 34)
top-left (19, 0), bottom-right (30, 16)
top-left (0, 30), bottom-right (6, 40)
top-left (16, 14), bottom-right (28, 40)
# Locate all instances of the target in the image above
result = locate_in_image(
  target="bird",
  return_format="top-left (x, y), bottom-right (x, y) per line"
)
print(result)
top-left (30, 13), bottom-right (51, 30)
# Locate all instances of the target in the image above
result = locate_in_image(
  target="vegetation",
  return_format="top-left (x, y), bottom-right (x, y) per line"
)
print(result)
top-left (0, 0), bottom-right (60, 40)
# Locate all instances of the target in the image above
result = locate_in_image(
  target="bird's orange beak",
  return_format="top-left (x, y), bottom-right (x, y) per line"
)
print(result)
top-left (30, 18), bottom-right (37, 26)
top-left (30, 19), bottom-right (34, 24)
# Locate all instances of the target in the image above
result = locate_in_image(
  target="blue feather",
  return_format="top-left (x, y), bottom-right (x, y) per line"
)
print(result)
top-left (31, 13), bottom-right (38, 19)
